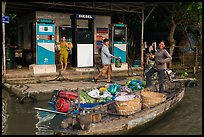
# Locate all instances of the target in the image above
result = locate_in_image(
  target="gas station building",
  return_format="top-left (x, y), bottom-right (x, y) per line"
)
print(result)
top-left (16, 11), bottom-right (111, 58)
top-left (3, 2), bottom-right (173, 75)
top-left (18, 11), bottom-right (112, 73)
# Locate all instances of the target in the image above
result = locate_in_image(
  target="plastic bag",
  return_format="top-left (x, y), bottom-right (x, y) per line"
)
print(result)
top-left (128, 79), bottom-right (143, 91)
top-left (87, 89), bottom-right (100, 99)
top-left (107, 83), bottom-right (121, 96)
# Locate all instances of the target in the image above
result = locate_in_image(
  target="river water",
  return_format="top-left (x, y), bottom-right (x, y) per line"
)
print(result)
top-left (2, 73), bottom-right (202, 135)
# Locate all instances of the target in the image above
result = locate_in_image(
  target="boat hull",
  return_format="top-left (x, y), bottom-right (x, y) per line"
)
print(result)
top-left (54, 83), bottom-right (185, 135)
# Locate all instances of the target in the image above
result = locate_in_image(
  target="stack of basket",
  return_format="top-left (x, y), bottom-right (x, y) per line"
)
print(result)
top-left (115, 96), bottom-right (141, 116)
top-left (141, 91), bottom-right (167, 109)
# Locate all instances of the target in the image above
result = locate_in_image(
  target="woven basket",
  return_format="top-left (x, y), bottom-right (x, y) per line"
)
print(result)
top-left (115, 97), bottom-right (141, 116)
top-left (141, 91), bottom-right (166, 109)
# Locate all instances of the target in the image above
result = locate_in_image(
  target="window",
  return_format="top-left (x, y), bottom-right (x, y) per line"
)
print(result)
top-left (59, 26), bottom-right (72, 42)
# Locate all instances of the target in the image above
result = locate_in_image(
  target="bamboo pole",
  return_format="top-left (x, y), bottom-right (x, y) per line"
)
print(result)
top-left (182, 50), bottom-right (184, 66)
top-left (34, 107), bottom-right (67, 115)
top-left (195, 47), bottom-right (198, 67)
top-left (2, 2), bottom-right (6, 76)
top-left (193, 46), bottom-right (198, 77)
top-left (141, 8), bottom-right (144, 70)
top-left (77, 88), bottom-right (80, 111)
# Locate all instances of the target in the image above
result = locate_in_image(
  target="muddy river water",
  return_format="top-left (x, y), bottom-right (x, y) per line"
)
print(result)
top-left (2, 73), bottom-right (202, 135)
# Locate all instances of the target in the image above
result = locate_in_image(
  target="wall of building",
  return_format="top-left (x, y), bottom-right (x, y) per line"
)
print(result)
top-left (36, 11), bottom-right (72, 43)
top-left (35, 11), bottom-right (111, 54)
top-left (94, 15), bottom-right (111, 54)
top-left (17, 11), bottom-right (111, 66)
top-left (17, 12), bottom-right (36, 50)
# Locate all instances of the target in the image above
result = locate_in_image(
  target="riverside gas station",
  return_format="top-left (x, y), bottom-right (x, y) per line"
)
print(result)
top-left (2, 2), bottom-right (173, 76)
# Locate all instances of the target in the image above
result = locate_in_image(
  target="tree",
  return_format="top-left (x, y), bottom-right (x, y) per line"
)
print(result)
top-left (166, 2), bottom-right (202, 68)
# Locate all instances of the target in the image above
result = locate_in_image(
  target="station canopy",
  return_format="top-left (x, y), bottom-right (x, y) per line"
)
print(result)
top-left (5, 2), bottom-right (174, 15)
top-left (3, 2), bottom-right (175, 70)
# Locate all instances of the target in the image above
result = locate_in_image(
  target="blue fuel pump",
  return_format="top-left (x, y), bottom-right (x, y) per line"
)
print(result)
top-left (36, 19), bottom-right (55, 65)
top-left (109, 24), bottom-right (127, 63)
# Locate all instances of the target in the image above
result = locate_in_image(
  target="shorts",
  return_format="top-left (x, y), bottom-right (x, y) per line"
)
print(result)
top-left (101, 64), bottom-right (112, 76)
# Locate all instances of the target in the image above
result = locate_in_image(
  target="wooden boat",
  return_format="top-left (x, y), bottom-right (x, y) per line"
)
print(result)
top-left (52, 81), bottom-right (185, 135)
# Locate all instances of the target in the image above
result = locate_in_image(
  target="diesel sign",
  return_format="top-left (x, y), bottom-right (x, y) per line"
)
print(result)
top-left (75, 14), bottom-right (95, 19)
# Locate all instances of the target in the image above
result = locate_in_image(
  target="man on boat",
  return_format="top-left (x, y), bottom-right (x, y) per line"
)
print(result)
top-left (93, 39), bottom-right (119, 83)
top-left (146, 40), bottom-right (172, 93)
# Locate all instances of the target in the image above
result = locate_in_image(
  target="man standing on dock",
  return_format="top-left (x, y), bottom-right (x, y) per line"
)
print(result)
top-left (93, 39), bottom-right (118, 83)
top-left (146, 40), bottom-right (172, 92)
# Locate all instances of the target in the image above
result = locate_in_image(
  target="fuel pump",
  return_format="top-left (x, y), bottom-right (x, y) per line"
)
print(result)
top-left (70, 14), bottom-right (94, 68)
top-left (109, 24), bottom-right (127, 63)
top-left (30, 19), bottom-right (56, 74)
top-left (36, 19), bottom-right (55, 65)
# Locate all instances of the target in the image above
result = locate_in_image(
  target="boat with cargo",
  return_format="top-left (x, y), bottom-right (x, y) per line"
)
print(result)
top-left (34, 80), bottom-right (185, 135)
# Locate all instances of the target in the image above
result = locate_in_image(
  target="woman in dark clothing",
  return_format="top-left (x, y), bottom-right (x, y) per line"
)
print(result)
top-left (146, 40), bottom-right (172, 92)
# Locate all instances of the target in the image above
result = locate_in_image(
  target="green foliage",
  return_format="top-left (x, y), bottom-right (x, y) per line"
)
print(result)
top-left (111, 3), bottom-right (202, 61)
top-left (167, 2), bottom-right (202, 29)
top-left (185, 2), bottom-right (202, 23)
top-left (180, 71), bottom-right (188, 78)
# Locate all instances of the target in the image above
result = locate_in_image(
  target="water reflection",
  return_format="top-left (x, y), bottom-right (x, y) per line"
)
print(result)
top-left (35, 110), bottom-right (68, 135)
top-left (2, 89), bottom-right (65, 135)
top-left (136, 77), bottom-right (202, 135)
top-left (2, 90), bottom-right (53, 135)
top-left (35, 111), bottom-right (55, 135)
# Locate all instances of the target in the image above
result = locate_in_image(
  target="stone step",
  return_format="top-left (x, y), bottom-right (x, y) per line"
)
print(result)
top-left (3, 67), bottom-right (144, 84)
top-left (3, 71), bottom-right (136, 84)
top-left (5, 69), bottom-right (141, 79)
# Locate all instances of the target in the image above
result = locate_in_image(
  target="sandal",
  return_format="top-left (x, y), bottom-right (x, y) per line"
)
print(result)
top-left (93, 77), bottom-right (98, 84)
top-left (107, 81), bottom-right (114, 83)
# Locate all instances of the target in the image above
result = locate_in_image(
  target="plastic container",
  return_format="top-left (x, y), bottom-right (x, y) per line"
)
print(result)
top-left (115, 58), bottom-right (122, 68)
top-left (133, 60), bottom-right (141, 67)
top-left (133, 65), bottom-right (139, 68)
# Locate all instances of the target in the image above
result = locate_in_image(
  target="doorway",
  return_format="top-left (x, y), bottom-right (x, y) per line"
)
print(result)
top-left (58, 26), bottom-right (72, 67)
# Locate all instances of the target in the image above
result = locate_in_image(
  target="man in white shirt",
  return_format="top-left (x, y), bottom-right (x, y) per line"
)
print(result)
top-left (93, 39), bottom-right (118, 83)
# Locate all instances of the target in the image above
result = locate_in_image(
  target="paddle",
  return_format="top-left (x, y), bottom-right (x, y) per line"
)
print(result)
top-left (34, 107), bottom-right (78, 116)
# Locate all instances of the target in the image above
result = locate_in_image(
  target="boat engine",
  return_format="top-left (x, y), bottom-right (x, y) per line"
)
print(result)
top-left (50, 90), bottom-right (78, 113)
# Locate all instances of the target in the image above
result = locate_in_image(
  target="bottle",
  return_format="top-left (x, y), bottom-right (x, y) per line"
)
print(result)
top-left (115, 57), bottom-right (122, 68)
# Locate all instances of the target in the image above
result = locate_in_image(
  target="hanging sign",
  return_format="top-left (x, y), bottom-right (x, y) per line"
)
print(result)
top-left (2, 16), bottom-right (9, 23)
top-left (75, 14), bottom-right (95, 19)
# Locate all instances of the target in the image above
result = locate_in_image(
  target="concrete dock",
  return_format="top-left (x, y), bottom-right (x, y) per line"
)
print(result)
top-left (2, 67), bottom-right (143, 103)
top-left (2, 65), bottom-right (201, 103)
